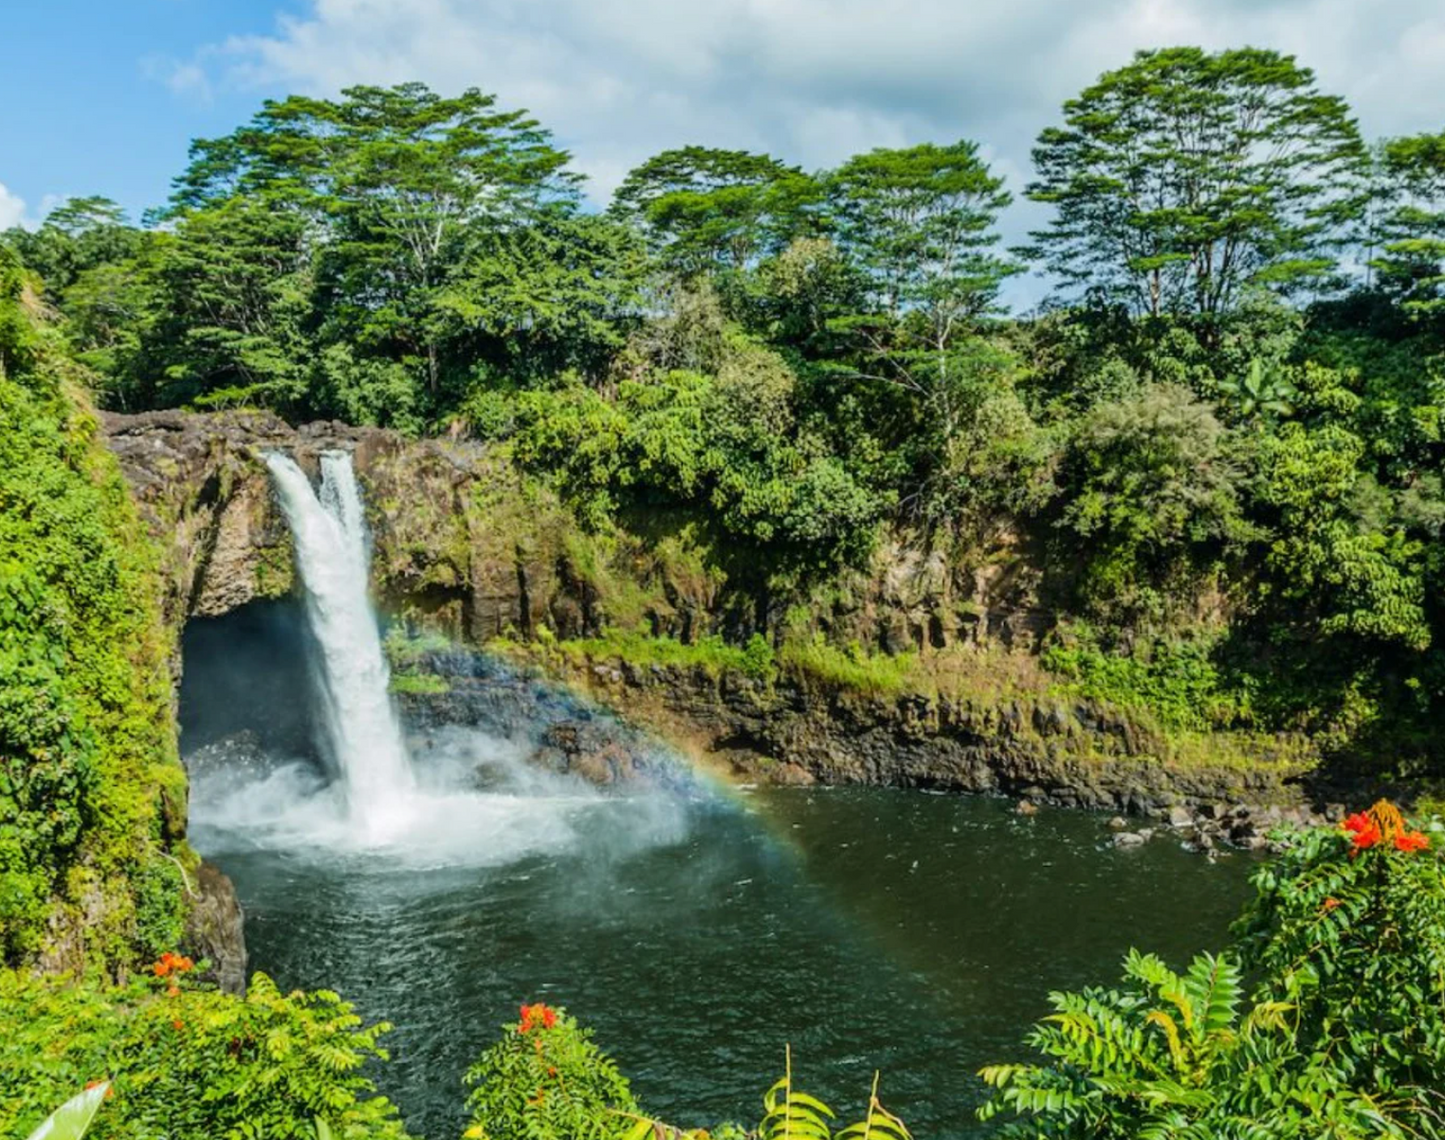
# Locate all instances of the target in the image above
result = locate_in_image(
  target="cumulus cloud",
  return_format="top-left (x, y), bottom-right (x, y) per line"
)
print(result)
top-left (0, 183), bottom-right (33, 231)
top-left (190, 0), bottom-right (1445, 206)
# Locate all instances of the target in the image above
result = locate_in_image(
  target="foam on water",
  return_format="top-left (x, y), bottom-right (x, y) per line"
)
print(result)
top-left (190, 724), bottom-right (689, 870)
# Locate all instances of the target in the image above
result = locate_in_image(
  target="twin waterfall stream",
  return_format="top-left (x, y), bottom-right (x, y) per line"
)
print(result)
top-left (263, 452), bottom-right (416, 837)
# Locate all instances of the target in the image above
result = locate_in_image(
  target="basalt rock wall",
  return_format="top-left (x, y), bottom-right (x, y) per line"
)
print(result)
top-left (102, 410), bottom-right (1308, 818)
top-left (101, 409), bottom-right (1052, 655)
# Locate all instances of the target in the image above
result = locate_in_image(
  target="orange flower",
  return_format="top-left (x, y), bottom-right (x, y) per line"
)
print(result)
top-left (1340, 801), bottom-right (1430, 855)
top-left (1323, 897), bottom-right (1341, 911)
top-left (1342, 812), bottom-right (1381, 850)
top-left (151, 951), bottom-right (195, 979)
top-left (519, 1002), bottom-right (559, 1033)
top-left (172, 1019), bottom-right (184, 1031)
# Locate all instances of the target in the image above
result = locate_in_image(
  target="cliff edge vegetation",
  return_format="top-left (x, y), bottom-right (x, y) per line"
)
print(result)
top-left (0, 245), bottom-right (188, 971)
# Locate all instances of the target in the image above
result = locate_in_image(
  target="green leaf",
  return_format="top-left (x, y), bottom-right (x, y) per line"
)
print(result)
top-left (26, 1084), bottom-right (109, 1140)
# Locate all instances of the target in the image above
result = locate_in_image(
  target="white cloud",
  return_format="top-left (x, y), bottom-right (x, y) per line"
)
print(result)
top-left (0, 183), bottom-right (26, 231)
top-left (142, 54), bottom-right (215, 102)
top-left (0, 183), bottom-right (52, 232)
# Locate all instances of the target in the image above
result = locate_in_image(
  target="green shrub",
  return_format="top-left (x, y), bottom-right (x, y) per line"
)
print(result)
top-left (462, 1003), bottom-right (638, 1140)
top-left (1041, 627), bottom-right (1251, 731)
top-left (1234, 800), bottom-right (1445, 1118)
top-left (0, 966), bottom-right (410, 1140)
top-left (0, 259), bottom-right (186, 969)
top-left (463, 1008), bottom-right (911, 1140)
top-left (980, 802), bottom-right (1445, 1138)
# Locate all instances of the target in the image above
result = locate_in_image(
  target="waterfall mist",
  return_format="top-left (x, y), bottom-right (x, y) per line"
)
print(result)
top-left (186, 450), bottom-right (689, 867)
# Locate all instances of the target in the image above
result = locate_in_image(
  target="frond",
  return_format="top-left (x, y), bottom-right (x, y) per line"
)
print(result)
top-left (1181, 954), bottom-right (1240, 1038)
top-left (1144, 1010), bottom-right (1186, 1072)
top-left (761, 1048), bottom-right (835, 1140)
top-left (836, 1074), bottom-right (911, 1140)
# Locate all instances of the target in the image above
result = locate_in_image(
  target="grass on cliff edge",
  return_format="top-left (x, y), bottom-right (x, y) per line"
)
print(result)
top-left (483, 624), bottom-right (1314, 777)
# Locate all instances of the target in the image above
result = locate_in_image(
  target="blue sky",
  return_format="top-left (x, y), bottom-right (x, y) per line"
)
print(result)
top-left (4, 0), bottom-right (1444, 239)
top-left (0, 1), bottom-right (295, 224)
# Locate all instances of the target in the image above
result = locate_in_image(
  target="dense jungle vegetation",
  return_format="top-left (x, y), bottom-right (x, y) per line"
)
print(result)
top-left (10, 46), bottom-right (1445, 771)
top-left (9, 42), bottom-right (1445, 1140)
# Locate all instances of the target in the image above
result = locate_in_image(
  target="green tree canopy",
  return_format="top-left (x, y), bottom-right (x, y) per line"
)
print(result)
top-left (1373, 131), bottom-right (1445, 313)
top-left (611, 146), bottom-right (822, 275)
top-left (1027, 47), bottom-right (1369, 321)
top-left (820, 142), bottom-right (1019, 523)
top-left (168, 82), bottom-right (583, 397)
top-left (2, 197), bottom-right (143, 299)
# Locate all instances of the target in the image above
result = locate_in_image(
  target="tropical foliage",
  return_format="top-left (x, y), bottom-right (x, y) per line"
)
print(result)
top-left (0, 961), bottom-right (408, 1140)
top-left (10, 43), bottom-right (1445, 769)
top-left (979, 802), bottom-right (1445, 1138)
top-left (0, 246), bottom-right (186, 969)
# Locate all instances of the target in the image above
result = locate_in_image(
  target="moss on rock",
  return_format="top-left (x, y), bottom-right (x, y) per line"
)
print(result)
top-left (0, 248), bottom-right (190, 972)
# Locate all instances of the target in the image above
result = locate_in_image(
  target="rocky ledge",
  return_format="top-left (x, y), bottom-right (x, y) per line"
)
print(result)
top-left (437, 645), bottom-right (1319, 823)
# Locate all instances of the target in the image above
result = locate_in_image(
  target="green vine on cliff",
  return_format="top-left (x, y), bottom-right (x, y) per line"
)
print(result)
top-left (0, 245), bottom-right (188, 970)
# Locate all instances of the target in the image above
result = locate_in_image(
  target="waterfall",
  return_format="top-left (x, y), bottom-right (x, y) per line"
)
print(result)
top-left (264, 451), bottom-right (415, 834)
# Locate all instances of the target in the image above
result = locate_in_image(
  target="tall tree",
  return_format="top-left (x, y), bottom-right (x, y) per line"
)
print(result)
top-left (434, 211), bottom-right (649, 384)
top-left (830, 141), bottom-right (1014, 329)
top-left (3, 197), bottom-right (142, 299)
top-left (169, 83), bottom-right (581, 398)
top-left (1027, 47), bottom-right (1369, 321)
top-left (822, 143), bottom-right (1019, 515)
top-left (1372, 131), bottom-right (1445, 314)
top-left (611, 147), bottom-right (822, 275)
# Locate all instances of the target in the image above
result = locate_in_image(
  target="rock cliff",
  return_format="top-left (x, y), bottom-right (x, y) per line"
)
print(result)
top-left (101, 409), bottom-right (1054, 654)
top-left (102, 409), bottom-right (1314, 818)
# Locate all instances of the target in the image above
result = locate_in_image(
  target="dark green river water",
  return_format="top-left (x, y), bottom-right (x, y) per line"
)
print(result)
top-left (194, 773), bottom-right (1256, 1138)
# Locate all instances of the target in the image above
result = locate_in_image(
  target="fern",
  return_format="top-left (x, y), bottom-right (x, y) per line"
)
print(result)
top-left (760, 1047), bottom-right (835, 1140)
top-left (836, 1073), bottom-right (911, 1140)
top-left (1182, 953), bottom-right (1240, 1038)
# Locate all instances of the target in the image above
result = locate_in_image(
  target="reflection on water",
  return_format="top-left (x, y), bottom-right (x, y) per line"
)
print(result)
top-left (195, 752), bottom-right (1256, 1139)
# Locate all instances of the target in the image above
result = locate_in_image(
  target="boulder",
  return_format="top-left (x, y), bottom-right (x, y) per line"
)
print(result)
top-left (183, 862), bottom-right (247, 996)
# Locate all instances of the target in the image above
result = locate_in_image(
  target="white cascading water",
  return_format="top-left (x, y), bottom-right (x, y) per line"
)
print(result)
top-left (263, 451), bottom-right (415, 836)
top-left (188, 448), bottom-right (685, 865)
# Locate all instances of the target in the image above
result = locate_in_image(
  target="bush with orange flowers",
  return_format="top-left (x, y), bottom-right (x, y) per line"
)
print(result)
top-left (463, 1004), bottom-right (638, 1140)
top-left (1232, 800), bottom-right (1445, 1123)
top-left (1, 969), bottom-right (411, 1139)
top-left (981, 800), bottom-right (1445, 1139)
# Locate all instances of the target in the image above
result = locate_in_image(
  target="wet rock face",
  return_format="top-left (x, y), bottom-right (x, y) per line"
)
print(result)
top-left (102, 410), bottom-right (1059, 661)
top-left (394, 649), bottom-right (703, 796)
top-left (103, 411), bottom-right (417, 631)
top-left (183, 861), bottom-right (247, 995)
top-left (103, 409), bottom-right (725, 650)
top-left (527, 651), bottom-right (1315, 817)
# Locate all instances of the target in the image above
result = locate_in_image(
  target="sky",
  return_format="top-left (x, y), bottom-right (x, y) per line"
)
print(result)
top-left (3, 0), bottom-right (1444, 244)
